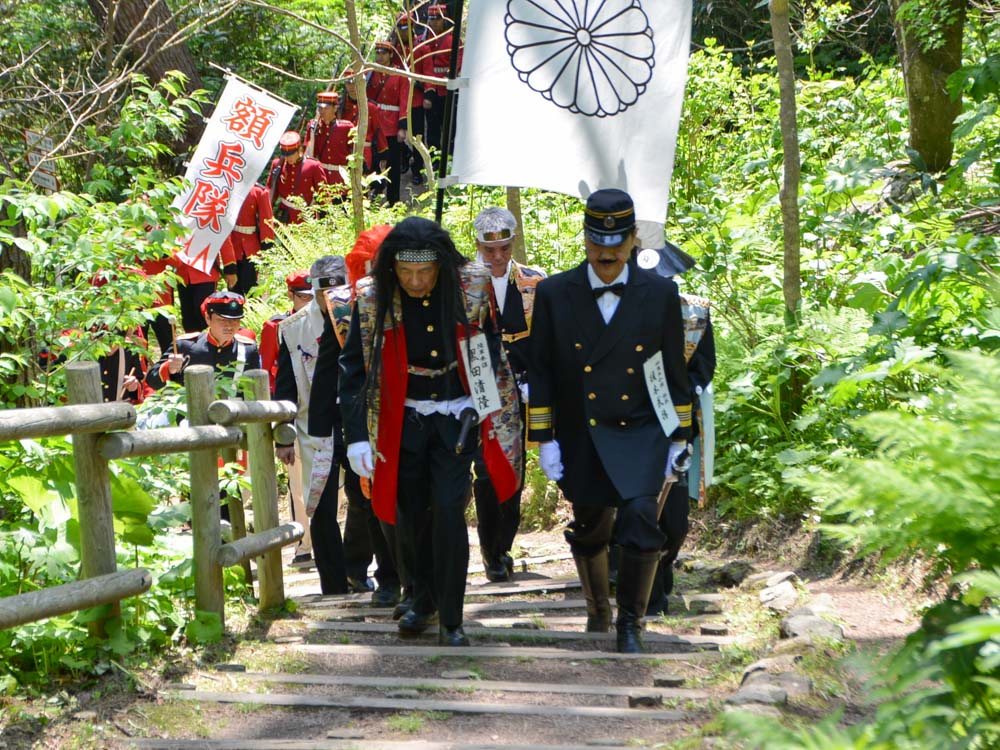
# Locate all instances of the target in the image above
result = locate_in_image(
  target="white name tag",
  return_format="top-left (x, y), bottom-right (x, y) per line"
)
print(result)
top-left (460, 333), bottom-right (502, 418)
top-left (643, 352), bottom-right (679, 437)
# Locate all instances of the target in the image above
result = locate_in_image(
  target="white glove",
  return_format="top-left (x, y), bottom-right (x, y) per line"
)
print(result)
top-left (518, 382), bottom-right (530, 403)
top-left (666, 441), bottom-right (691, 476)
top-left (347, 441), bottom-right (374, 479)
top-left (538, 440), bottom-right (564, 482)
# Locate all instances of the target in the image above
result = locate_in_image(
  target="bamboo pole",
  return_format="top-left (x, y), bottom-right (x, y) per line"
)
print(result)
top-left (186, 366), bottom-right (225, 625)
top-left (207, 399), bottom-right (297, 426)
top-left (65, 362), bottom-right (119, 637)
top-left (0, 569), bottom-right (152, 630)
top-left (243, 369), bottom-right (285, 611)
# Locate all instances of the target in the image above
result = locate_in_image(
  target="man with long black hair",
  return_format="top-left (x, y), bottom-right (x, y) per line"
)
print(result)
top-left (338, 217), bottom-right (523, 647)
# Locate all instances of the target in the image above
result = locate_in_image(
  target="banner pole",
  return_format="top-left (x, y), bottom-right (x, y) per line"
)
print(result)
top-left (434, 0), bottom-right (465, 225)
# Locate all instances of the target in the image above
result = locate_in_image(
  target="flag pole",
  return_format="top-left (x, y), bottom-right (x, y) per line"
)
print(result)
top-left (434, 0), bottom-right (465, 225)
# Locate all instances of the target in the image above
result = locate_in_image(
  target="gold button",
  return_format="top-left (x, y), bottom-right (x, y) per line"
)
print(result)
top-left (627, 367), bottom-right (635, 374)
top-left (583, 365), bottom-right (592, 373)
top-left (102, 370), bottom-right (108, 375)
top-left (422, 299), bottom-right (430, 307)
top-left (635, 345), bottom-right (643, 352)
top-left (588, 392), bottom-right (596, 400)
top-left (619, 420), bottom-right (627, 427)
top-left (427, 324), bottom-right (434, 332)
top-left (431, 393), bottom-right (438, 399)
top-left (621, 394), bottom-right (629, 401)
top-left (574, 342), bottom-right (582, 350)
top-left (589, 418), bottom-right (597, 427)
top-left (430, 350), bottom-right (438, 357)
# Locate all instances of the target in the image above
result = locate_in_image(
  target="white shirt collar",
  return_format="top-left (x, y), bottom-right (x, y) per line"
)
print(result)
top-left (587, 263), bottom-right (629, 289)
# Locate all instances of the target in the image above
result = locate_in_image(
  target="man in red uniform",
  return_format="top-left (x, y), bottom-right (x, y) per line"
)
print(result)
top-left (226, 182), bottom-right (275, 296)
top-left (418, 5), bottom-right (462, 170)
top-left (339, 69), bottom-right (388, 174)
top-left (171, 235), bottom-right (239, 333)
top-left (368, 42), bottom-right (411, 205)
top-left (393, 11), bottom-right (428, 186)
top-left (303, 90), bottom-right (354, 196)
top-left (266, 130), bottom-right (331, 223)
top-left (260, 270), bottom-right (314, 393)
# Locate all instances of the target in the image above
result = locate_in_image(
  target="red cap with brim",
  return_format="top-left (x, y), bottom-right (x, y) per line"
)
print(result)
top-left (285, 269), bottom-right (313, 293)
top-left (278, 131), bottom-right (301, 154)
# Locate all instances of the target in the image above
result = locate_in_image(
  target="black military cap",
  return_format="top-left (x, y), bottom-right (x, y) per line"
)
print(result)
top-left (203, 291), bottom-right (246, 319)
top-left (584, 188), bottom-right (636, 247)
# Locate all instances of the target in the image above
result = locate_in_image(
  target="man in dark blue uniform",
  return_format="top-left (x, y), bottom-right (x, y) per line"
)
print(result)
top-left (527, 189), bottom-right (692, 653)
top-left (147, 291), bottom-right (260, 389)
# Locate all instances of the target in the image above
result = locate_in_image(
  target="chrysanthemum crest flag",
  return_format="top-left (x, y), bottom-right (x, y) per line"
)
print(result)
top-left (451, 0), bottom-right (692, 227)
top-left (174, 77), bottom-right (295, 273)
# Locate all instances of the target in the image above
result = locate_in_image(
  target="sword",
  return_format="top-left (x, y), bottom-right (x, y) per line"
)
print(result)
top-left (656, 447), bottom-right (690, 521)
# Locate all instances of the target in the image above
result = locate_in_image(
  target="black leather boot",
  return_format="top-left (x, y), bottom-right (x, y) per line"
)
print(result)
top-left (573, 549), bottom-right (612, 632)
top-left (645, 559), bottom-right (670, 616)
top-left (616, 549), bottom-right (660, 653)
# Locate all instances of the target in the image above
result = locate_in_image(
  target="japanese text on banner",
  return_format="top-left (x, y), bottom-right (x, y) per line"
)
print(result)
top-left (174, 78), bottom-right (295, 273)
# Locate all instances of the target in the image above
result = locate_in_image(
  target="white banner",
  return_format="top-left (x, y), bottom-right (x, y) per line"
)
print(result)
top-left (174, 78), bottom-right (296, 273)
top-left (452, 0), bottom-right (692, 225)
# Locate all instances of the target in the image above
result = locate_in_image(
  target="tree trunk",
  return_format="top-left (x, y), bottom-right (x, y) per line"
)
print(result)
top-left (86, 0), bottom-right (206, 150)
top-left (769, 0), bottom-right (801, 320)
top-left (0, 214), bottom-right (37, 407)
top-left (345, 0), bottom-right (367, 236)
top-left (506, 187), bottom-right (527, 264)
top-left (889, 0), bottom-right (966, 172)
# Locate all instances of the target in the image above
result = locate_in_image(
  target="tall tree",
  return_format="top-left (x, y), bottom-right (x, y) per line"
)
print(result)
top-left (770, 0), bottom-right (802, 320)
top-left (890, 0), bottom-right (967, 172)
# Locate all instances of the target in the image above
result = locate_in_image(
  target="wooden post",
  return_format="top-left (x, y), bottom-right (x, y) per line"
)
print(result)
top-left (243, 369), bottom-right (285, 611)
top-left (220, 443), bottom-right (253, 590)
top-left (186, 366), bottom-right (225, 625)
top-left (65, 362), bottom-right (118, 637)
top-left (506, 187), bottom-right (527, 264)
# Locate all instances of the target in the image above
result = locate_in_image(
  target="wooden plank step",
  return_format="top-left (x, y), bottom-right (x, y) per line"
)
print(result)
top-left (292, 578), bottom-right (583, 599)
top-left (128, 739), bottom-right (636, 750)
top-left (234, 671), bottom-right (712, 699)
top-left (301, 620), bottom-right (730, 649)
top-left (297, 595), bottom-right (688, 616)
top-left (290, 643), bottom-right (716, 662)
top-left (158, 689), bottom-right (687, 721)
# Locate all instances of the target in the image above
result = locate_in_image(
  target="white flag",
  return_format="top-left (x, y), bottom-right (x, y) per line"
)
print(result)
top-left (174, 78), bottom-right (296, 273)
top-left (451, 0), bottom-right (692, 225)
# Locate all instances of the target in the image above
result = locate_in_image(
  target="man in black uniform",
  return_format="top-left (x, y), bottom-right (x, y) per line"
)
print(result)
top-left (635, 241), bottom-right (716, 615)
top-left (470, 207), bottom-right (545, 582)
top-left (338, 217), bottom-right (522, 647)
top-left (146, 291), bottom-right (261, 389)
top-left (527, 189), bottom-right (692, 653)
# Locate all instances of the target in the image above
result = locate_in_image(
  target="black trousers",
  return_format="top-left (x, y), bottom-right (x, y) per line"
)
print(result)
top-left (423, 94), bottom-right (445, 170)
top-left (343, 464), bottom-right (400, 588)
top-left (377, 140), bottom-right (404, 205)
top-left (231, 257), bottom-right (258, 297)
top-left (564, 456), bottom-right (666, 556)
top-left (472, 404), bottom-right (524, 563)
top-left (177, 281), bottom-right (216, 333)
top-left (396, 408), bottom-right (476, 627)
top-left (311, 469), bottom-right (348, 594)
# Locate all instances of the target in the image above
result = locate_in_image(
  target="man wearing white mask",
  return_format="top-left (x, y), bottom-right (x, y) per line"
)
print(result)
top-left (471, 207), bottom-right (545, 582)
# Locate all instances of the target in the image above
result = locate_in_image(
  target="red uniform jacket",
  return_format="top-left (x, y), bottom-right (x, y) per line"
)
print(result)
top-left (266, 156), bottom-right (331, 223)
top-left (304, 117), bottom-right (354, 185)
top-left (416, 31), bottom-right (462, 96)
top-left (229, 183), bottom-right (274, 260)
top-left (394, 40), bottom-right (425, 109)
top-left (367, 71), bottom-right (410, 136)
top-left (341, 97), bottom-right (389, 167)
top-left (259, 311), bottom-right (290, 393)
top-left (170, 236), bottom-right (237, 285)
